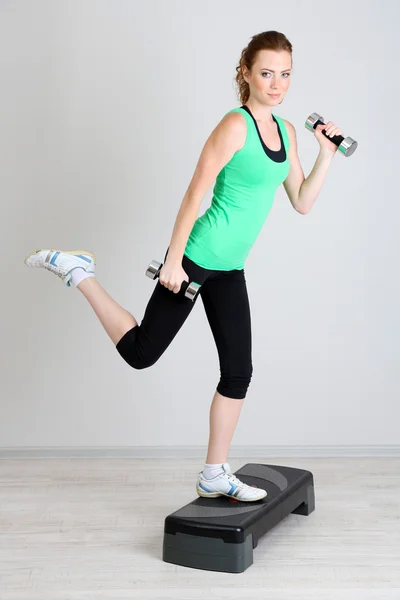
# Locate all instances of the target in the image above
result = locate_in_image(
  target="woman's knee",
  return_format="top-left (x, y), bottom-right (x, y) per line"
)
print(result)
top-left (128, 355), bottom-right (159, 369)
top-left (217, 366), bottom-right (253, 399)
top-left (116, 345), bottom-right (161, 370)
top-left (115, 327), bottom-right (162, 370)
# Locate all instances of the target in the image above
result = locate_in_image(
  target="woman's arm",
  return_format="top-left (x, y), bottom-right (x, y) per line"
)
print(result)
top-left (164, 191), bottom-right (204, 264)
top-left (283, 119), bottom-right (342, 215)
top-left (297, 149), bottom-right (334, 214)
top-left (165, 112), bottom-right (246, 264)
top-left (282, 120), bottom-right (306, 213)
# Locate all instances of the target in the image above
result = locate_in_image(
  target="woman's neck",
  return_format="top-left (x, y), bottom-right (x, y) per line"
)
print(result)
top-left (244, 101), bottom-right (274, 125)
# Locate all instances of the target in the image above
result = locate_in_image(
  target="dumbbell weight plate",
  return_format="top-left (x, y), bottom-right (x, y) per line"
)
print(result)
top-left (145, 260), bottom-right (162, 279)
top-left (183, 281), bottom-right (201, 302)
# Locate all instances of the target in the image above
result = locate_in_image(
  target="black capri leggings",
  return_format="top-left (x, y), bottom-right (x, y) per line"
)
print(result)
top-left (115, 248), bottom-right (253, 399)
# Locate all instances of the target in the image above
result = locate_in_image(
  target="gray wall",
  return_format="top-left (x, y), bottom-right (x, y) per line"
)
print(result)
top-left (1, 0), bottom-right (398, 453)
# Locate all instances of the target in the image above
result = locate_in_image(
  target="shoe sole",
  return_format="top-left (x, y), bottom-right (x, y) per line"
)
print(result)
top-left (24, 249), bottom-right (96, 266)
top-left (196, 484), bottom-right (267, 502)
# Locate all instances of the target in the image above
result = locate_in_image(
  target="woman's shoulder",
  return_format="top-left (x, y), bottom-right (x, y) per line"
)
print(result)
top-left (280, 116), bottom-right (295, 135)
top-left (202, 109), bottom-right (247, 155)
top-left (223, 106), bottom-right (248, 120)
top-left (219, 108), bottom-right (248, 132)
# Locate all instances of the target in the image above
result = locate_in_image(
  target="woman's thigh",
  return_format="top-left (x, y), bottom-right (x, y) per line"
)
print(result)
top-left (116, 251), bottom-right (213, 368)
top-left (200, 269), bottom-right (253, 376)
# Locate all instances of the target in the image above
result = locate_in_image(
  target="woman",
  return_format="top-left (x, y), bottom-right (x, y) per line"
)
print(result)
top-left (24, 31), bottom-right (342, 502)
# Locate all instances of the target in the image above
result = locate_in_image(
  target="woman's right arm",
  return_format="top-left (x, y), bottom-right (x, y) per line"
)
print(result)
top-left (159, 111), bottom-right (246, 293)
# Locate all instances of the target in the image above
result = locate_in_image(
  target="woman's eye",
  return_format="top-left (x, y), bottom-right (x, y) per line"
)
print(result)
top-left (262, 73), bottom-right (290, 78)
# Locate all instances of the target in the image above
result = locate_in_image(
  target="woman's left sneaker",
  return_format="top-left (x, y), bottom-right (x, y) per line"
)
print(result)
top-left (196, 462), bottom-right (267, 502)
top-left (24, 249), bottom-right (96, 288)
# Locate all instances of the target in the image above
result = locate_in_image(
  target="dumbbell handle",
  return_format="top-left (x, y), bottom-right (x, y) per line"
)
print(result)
top-left (145, 260), bottom-right (201, 302)
top-left (305, 113), bottom-right (358, 157)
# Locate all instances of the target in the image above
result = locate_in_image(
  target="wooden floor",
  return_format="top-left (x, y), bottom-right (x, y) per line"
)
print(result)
top-left (0, 457), bottom-right (399, 599)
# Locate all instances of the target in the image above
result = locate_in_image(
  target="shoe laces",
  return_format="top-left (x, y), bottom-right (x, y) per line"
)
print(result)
top-left (224, 472), bottom-right (245, 488)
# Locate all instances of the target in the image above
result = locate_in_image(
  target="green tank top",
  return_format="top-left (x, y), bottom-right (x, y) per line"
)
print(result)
top-left (183, 105), bottom-right (290, 270)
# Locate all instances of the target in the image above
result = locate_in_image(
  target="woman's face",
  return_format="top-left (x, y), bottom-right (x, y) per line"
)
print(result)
top-left (243, 49), bottom-right (292, 106)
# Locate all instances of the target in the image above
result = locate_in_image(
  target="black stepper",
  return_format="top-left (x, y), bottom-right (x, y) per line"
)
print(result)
top-left (163, 463), bottom-right (315, 573)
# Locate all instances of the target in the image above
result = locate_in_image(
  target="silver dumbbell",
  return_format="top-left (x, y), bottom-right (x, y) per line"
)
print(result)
top-left (145, 260), bottom-right (201, 302)
top-left (305, 113), bottom-right (358, 157)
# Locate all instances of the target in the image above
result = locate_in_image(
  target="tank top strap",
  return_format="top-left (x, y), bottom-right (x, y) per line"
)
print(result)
top-left (272, 114), bottom-right (290, 152)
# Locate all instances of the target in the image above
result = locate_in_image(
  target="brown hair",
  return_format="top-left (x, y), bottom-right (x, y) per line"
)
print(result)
top-left (235, 31), bottom-right (293, 104)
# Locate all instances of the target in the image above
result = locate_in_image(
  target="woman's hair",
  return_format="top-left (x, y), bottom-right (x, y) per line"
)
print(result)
top-left (235, 31), bottom-right (293, 104)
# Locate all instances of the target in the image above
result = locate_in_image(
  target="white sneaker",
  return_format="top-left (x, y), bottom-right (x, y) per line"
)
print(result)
top-left (196, 462), bottom-right (267, 502)
top-left (24, 249), bottom-right (96, 288)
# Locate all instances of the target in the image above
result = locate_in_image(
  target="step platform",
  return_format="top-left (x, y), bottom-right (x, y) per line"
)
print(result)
top-left (163, 463), bottom-right (315, 573)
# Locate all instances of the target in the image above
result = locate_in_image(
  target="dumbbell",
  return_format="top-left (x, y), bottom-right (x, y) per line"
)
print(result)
top-left (305, 113), bottom-right (358, 157)
top-left (145, 260), bottom-right (201, 302)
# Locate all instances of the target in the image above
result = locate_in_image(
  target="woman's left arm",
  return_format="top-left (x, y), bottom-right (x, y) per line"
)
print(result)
top-left (283, 119), bottom-right (344, 214)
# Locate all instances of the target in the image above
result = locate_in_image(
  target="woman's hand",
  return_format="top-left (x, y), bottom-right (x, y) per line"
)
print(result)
top-left (159, 260), bottom-right (189, 294)
top-left (314, 121), bottom-right (344, 154)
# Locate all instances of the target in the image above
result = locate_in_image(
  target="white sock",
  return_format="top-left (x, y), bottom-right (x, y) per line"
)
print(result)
top-left (202, 463), bottom-right (224, 480)
top-left (70, 267), bottom-right (95, 288)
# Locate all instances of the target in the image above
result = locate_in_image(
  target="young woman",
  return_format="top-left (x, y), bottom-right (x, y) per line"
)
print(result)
top-left (25, 31), bottom-right (343, 502)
